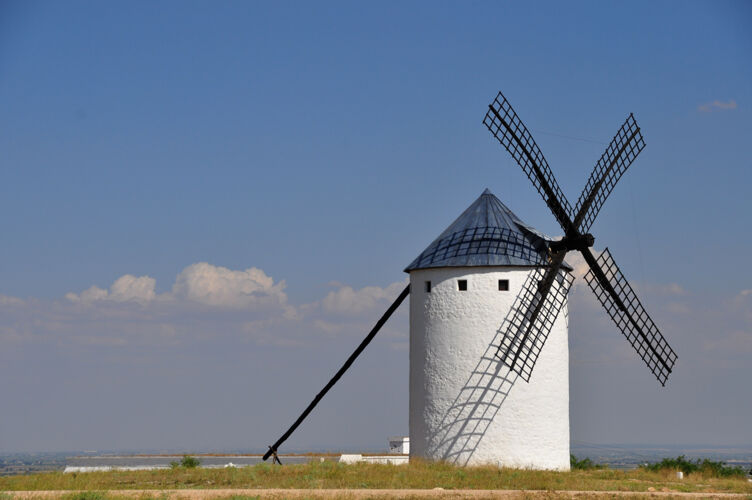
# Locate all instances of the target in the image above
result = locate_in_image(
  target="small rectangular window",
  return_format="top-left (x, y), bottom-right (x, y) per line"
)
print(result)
top-left (498, 279), bottom-right (509, 291)
top-left (425, 281), bottom-right (431, 293)
top-left (458, 279), bottom-right (467, 291)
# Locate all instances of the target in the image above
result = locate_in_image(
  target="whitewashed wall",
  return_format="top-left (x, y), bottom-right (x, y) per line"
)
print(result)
top-left (409, 267), bottom-right (570, 470)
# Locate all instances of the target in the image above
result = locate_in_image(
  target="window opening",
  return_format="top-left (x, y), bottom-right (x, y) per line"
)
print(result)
top-left (498, 279), bottom-right (509, 291)
top-left (425, 281), bottom-right (431, 293)
top-left (458, 279), bottom-right (468, 291)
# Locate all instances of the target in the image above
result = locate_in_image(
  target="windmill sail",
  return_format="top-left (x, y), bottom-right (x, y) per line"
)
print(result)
top-left (485, 90), bottom-right (677, 386)
top-left (496, 255), bottom-right (574, 382)
top-left (483, 92), bottom-right (574, 231)
top-left (573, 114), bottom-right (646, 232)
top-left (583, 248), bottom-right (677, 385)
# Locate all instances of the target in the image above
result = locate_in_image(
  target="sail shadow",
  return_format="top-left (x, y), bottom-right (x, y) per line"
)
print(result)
top-left (424, 273), bottom-right (545, 465)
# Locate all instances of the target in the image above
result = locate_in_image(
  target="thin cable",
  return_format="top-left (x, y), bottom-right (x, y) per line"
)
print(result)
top-left (532, 129), bottom-right (608, 146)
top-left (627, 176), bottom-right (647, 286)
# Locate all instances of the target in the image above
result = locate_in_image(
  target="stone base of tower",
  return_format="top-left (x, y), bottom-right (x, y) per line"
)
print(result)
top-left (408, 267), bottom-right (570, 471)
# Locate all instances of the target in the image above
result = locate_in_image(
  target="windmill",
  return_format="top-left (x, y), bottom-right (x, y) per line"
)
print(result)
top-left (262, 91), bottom-right (677, 469)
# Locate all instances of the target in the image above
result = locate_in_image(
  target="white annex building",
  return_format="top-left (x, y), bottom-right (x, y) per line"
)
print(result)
top-left (405, 189), bottom-right (571, 470)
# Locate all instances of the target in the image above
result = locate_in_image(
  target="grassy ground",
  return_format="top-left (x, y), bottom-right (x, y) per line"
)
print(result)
top-left (1, 460), bottom-right (750, 496)
top-left (6, 492), bottom-right (752, 500)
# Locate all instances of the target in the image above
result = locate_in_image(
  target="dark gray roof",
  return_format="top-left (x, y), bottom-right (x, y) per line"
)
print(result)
top-left (405, 189), bottom-right (570, 272)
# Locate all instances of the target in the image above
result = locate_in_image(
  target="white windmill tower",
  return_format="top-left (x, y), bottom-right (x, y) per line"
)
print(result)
top-left (262, 91), bottom-right (677, 469)
top-left (404, 188), bottom-right (572, 469)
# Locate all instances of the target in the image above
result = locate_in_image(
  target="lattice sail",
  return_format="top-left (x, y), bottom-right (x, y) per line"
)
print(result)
top-left (483, 92), bottom-right (573, 231)
top-left (496, 266), bottom-right (574, 382)
top-left (573, 114), bottom-right (645, 232)
top-left (584, 248), bottom-right (677, 386)
top-left (410, 226), bottom-right (547, 270)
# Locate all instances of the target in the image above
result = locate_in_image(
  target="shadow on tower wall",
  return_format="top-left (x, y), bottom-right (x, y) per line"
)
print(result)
top-left (423, 273), bottom-right (548, 465)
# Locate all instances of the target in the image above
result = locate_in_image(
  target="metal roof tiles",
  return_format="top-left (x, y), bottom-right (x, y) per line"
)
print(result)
top-left (405, 189), bottom-right (568, 272)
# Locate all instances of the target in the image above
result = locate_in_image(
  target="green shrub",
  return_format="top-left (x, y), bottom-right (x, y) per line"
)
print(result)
top-left (570, 454), bottom-right (605, 470)
top-left (180, 455), bottom-right (201, 468)
top-left (640, 455), bottom-right (746, 478)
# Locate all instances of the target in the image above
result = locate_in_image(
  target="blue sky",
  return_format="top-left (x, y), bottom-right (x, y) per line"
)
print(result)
top-left (0, 1), bottom-right (750, 452)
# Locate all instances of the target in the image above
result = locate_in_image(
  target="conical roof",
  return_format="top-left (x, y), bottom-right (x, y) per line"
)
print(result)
top-left (405, 189), bottom-right (564, 272)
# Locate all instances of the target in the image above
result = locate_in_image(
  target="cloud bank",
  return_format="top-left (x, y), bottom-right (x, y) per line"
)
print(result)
top-left (2, 258), bottom-right (748, 364)
top-left (1, 259), bottom-right (749, 451)
top-left (2, 262), bottom-right (408, 350)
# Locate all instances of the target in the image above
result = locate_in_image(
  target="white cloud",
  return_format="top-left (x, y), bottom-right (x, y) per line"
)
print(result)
top-left (65, 285), bottom-right (107, 304)
top-left (77, 285), bottom-right (108, 303)
top-left (110, 275), bottom-right (157, 303)
top-left (64, 263), bottom-right (288, 309)
top-left (564, 251), bottom-right (593, 281)
top-left (321, 279), bottom-right (408, 316)
top-left (171, 262), bottom-right (287, 308)
top-left (49, 268), bottom-right (408, 347)
top-left (698, 99), bottom-right (737, 112)
top-left (65, 275), bottom-right (155, 305)
top-left (34, 262), bottom-right (381, 349)
top-left (0, 294), bottom-right (24, 306)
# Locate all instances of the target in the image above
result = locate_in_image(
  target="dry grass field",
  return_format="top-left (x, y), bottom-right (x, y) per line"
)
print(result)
top-left (1, 460), bottom-right (751, 499)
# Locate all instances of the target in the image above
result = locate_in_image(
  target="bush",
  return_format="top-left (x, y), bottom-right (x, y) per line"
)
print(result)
top-left (180, 455), bottom-right (201, 468)
top-left (640, 455), bottom-right (746, 478)
top-left (570, 455), bottom-right (605, 470)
